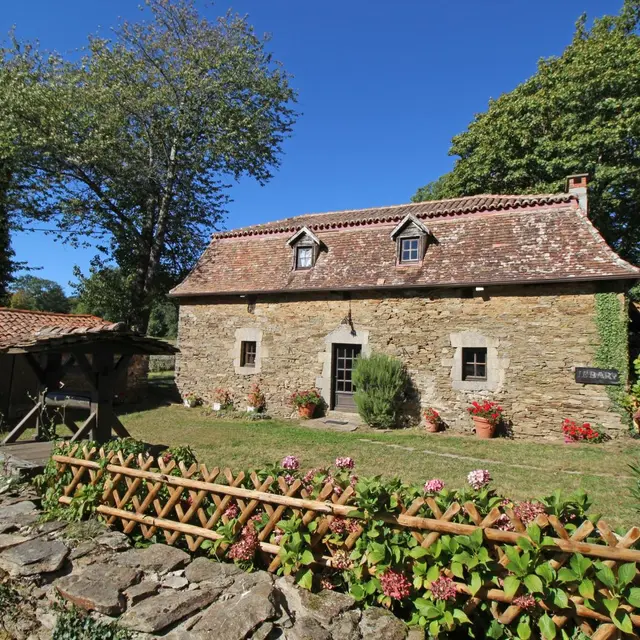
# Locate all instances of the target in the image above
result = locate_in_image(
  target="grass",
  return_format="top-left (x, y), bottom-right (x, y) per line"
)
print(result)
top-left (117, 400), bottom-right (640, 530)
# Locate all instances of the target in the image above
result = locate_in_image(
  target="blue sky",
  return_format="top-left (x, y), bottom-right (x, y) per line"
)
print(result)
top-left (4, 0), bottom-right (623, 292)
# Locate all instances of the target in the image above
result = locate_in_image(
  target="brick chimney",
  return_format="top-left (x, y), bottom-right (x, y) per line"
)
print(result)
top-left (566, 173), bottom-right (589, 213)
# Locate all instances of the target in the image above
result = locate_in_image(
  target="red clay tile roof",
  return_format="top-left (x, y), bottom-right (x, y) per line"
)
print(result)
top-left (0, 308), bottom-right (106, 344)
top-left (0, 309), bottom-right (178, 354)
top-left (170, 194), bottom-right (640, 297)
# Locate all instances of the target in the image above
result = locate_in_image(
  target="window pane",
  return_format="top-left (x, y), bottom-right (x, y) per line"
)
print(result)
top-left (401, 238), bottom-right (419, 262)
top-left (462, 347), bottom-right (488, 380)
top-left (297, 247), bottom-right (312, 268)
top-left (241, 341), bottom-right (257, 367)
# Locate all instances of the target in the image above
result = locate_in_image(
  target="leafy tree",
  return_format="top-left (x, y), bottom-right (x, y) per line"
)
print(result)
top-left (147, 299), bottom-right (178, 338)
top-left (3, 0), bottom-right (297, 330)
top-left (71, 262), bottom-right (135, 323)
top-left (72, 262), bottom-right (177, 336)
top-left (413, 0), bottom-right (640, 263)
top-left (9, 275), bottom-right (70, 313)
top-left (0, 176), bottom-right (13, 304)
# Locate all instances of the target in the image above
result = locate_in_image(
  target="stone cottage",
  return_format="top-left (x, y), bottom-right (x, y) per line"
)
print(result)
top-left (170, 175), bottom-right (640, 438)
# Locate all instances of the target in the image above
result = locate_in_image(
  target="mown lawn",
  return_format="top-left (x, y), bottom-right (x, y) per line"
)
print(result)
top-left (117, 402), bottom-right (640, 529)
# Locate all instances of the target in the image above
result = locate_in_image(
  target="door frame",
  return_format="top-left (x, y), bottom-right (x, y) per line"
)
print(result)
top-left (330, 343), bottom-right (361, 411)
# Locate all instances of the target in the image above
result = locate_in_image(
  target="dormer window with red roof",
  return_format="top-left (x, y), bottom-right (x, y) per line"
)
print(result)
top-left (287, 226), bottom-right (322, 271)
top-left (391, 214), bottom-right (430, 265)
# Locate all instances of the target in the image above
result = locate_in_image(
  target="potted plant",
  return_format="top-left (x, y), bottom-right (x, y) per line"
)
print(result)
top-left (213, 388), bottom-right (233, 411)
top-left (423, 407), bottom-right (443, 433)
top-left (290, 388), bottom-right (322, 419)
top-left (183, 392), bottom-right (202, 408)
top-left (467, 400), bottom-right (503, 439)
top-left (247, 383), bottom-right (266, 413)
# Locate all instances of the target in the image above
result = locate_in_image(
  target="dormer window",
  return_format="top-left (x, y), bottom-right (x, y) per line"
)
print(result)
top-left (287, 226), bottom-right (323, 271)
top-left (296, 246), bottom-right (313, 269)
top-left (400, 237), bottom-right (420, 263)
top-left (390, 214), bottom-right (431, 266)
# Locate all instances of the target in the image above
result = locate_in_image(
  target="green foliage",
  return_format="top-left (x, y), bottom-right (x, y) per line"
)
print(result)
top-left (352, 353), bottom-right (408, 429)
top-left (35, 438), bottom-right (149, 521)
top-left (412, 0), bottom-right (640, 264)
top-left (41, 447), bottom-right (633, 638)
top-left (3, 0), bottom-right (297, 331)
top-left (0, 172), bottom-right (14, 304)
top-left (71, 263), bottom-right (136, 325)
top-left (594, 292), bottom-right (630, 424)
top-left (9, 275), bottom-right (70, 313)
top-left (52, 604), bottom-right (132, 640)
top-left (147, 298), bottom-right (178, 338)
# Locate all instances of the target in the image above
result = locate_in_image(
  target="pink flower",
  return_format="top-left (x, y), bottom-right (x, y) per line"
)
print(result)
top-left (380, 570), bottom-right (411, 600)
top-left (335, 456), bottom-right (355, 470)
top-left (350, 474), bottom-right (358, 487)
top-left (273, 527), bottom-right (284, 545)
top-left (281, 455), bottom-right (300, 471)
top-left (495, 513), bottom-right (515, 532)
top-left (284, 474), bottom-right (296, 485)
top-left (424, 479), bottom-right (445, 494)
top-left (467, 469), bottom-right (491, 491)
top-left (227, 523), bottom-right (259, 561)
top-left (430, 575), bottom-right (457, 602)
top-left (329, 517), bottom-right (348, 535)
top-left (513, 594), bottom-right (537, 611)
top-left (224, 503), bottom-right (239, 519)
top-left (320, 577), bottom-right (335, 591)
top-left (331, 549), bottom-right (353, 570)
top-left (513, 501), bottom-right (546, 526)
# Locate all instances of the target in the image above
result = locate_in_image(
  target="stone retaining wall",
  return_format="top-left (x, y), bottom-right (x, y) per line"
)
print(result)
top-left (0, 483), bottom-right (413, 640)
top-left (176, 282), bottom-right (627, 439)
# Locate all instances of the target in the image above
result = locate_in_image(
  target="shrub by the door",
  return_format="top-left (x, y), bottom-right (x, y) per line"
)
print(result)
top-left (352, 353), bottom-right (407, 428)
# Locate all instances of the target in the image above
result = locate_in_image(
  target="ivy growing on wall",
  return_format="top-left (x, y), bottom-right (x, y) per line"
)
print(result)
top-left (594, 292), bottom-right (630, 425)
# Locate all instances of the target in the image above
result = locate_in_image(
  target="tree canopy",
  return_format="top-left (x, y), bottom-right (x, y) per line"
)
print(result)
top-left (9, 275), bottom-right (70, 313)
top-left (413, 0), bottom-right (640, 264)
top-left (2, 0), bottom-right (297, 330)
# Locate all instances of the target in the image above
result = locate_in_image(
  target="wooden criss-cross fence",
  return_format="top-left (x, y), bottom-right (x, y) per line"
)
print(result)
top-left (52, 447), bottom-right (640, 639)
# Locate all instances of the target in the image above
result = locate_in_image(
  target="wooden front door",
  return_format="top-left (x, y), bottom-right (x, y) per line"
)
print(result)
top-left (332, 344), bottom-right (361, 412)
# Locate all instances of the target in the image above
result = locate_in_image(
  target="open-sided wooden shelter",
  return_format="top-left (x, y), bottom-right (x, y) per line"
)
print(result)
top-left (0, 313), bottom-right (177, 445)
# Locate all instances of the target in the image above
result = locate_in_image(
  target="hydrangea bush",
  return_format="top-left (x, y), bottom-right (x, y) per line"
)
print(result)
top-left (38, 441), bottom-right (639, 640)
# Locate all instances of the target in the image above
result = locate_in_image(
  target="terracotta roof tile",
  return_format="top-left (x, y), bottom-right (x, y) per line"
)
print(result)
top-left (214, 193), bottom-right (574, 238)
top-left (0, 308), bottom-right (105, 344)
top-left (0, 309), bottom-right (177, 355)
top-left (171, 194), bottom-right (640, 297)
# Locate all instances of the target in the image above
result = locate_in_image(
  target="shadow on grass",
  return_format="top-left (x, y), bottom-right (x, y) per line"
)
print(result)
top-left (116, 372), bottom-right (181, 416)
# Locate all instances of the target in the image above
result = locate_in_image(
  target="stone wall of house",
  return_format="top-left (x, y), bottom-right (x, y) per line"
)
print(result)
top-left (176, 282), bottom-right (627, 439)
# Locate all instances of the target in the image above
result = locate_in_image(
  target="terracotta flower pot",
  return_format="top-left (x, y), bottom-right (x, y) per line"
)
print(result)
top-left (425, 420), bottom-right (441, 433)
top-left (473, 416), bottom-right (496, 439)
top-left (298, 403), bottom-right (317, 419)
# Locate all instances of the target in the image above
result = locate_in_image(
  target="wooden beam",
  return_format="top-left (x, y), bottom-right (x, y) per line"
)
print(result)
top-left (62, 415), bottom-right (79, 434)
top-left (24, 354), bottom-right (46, 386)
top-left (73, 353), bottom-right (97, 391)
top-left (108, 407), bottom-right (130, 438)
top-left (114, 354), bottom-right (133, 377)
top-left (70, 411), bottom-right (96, 442)
top-left (1, 401), bottom-right (42, 444)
